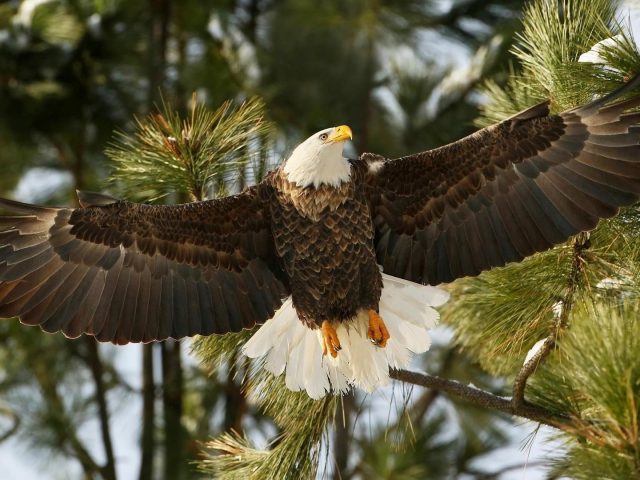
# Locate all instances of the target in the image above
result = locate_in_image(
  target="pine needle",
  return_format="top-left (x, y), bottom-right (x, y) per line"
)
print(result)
top-left (107, 95), bottom-right (272, 202)
top-left (477, 0), bottom-right (634, 125)
top-left (457, 1), bottom-right (640, 476)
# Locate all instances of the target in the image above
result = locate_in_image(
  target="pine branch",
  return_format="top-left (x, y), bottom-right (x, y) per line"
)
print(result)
top-left (512, 232), bottom-right (590, 411)
top-left (511, 336), bottom-right (556, 411)
top-left (108, 96), bottom-right (272, 202)
top-left (391, 369), bottom-right (571, 432)
top-left (196, 347), bottom-right (338, 479)
top-left (477, 0), bottom-right (633, 127)
top-left (394, 366), bottom-right (640, 451)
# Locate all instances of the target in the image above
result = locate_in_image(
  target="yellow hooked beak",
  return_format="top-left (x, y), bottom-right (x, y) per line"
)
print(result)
top-left (326, 125), bottom-right (353, 143)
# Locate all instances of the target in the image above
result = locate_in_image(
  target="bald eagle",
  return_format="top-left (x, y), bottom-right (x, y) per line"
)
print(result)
top-left (2, 77), bottom-right (640, 398)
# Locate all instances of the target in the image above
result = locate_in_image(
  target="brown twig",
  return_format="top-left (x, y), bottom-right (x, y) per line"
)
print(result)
top-left (511, 232), bottom-right (590, 411)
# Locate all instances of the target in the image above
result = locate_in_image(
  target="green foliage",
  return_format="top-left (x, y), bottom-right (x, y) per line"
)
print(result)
top-left (199, 368), bottom-right (337, 479)
top-left (446, 245), bottom-right (574, 376)
top-left (107, 97), bottom-right (272, 201)
top-left (514, 0), bottom-right (619, 103)
top-left (192, 331), bottom-right (253, 372)
top-left (448, 1), bottom-right (640, 478)
top-left (530, 302), bottom-right (640, 478)
top-left (453, 0), bottom-right (640, 372)
top-left (552, 443), bottom-right (640, 480)
top-left (477, 0), bottom-right (639, 126)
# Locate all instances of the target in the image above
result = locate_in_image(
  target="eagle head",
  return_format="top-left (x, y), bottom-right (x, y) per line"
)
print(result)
top-left (283, 125), bottom-right (353, 188)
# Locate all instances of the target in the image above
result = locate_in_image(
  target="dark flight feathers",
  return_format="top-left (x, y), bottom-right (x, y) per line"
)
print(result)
top-left (0, 189), bottom-right (288, 343)
top-left (2, 76), bottom-right (640, 342)
top-left (367, 75), bottom-right (640, 284)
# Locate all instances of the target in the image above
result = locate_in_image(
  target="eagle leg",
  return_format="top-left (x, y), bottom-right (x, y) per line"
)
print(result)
top-left (321, 320), bottom-right (341, 358)
top-left (367, 310), bottom-right (390, 347)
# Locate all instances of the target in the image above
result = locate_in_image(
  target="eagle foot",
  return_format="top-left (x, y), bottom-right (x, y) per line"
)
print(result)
top-left (367, 310), bottom-right (390, 347)
top-left (321, 320), bottom-right (341, 358)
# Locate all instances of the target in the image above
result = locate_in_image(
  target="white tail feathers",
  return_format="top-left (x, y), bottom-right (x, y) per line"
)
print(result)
top-left (242, 273), bottom-right (449, 399)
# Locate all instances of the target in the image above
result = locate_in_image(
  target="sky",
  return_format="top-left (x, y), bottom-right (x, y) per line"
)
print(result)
top-left (2, 1), bottom-right (640, 479)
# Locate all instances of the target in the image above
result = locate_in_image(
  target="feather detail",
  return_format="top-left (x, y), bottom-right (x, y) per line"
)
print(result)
top-left (242, 273), bottom-right (449, 398)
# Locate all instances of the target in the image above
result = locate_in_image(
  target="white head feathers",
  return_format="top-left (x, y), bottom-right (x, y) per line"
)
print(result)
top-left (283, 125), bottom-right (353, 188)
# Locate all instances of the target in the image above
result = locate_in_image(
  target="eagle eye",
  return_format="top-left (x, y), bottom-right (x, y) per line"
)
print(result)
top-left (319, 133), bottom-right (329, 141)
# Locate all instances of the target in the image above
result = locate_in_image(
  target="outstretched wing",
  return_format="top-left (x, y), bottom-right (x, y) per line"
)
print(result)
top-left (0, 187), bottom-right (287, 344)
top-left (366, 76), bottom-right (640, 285)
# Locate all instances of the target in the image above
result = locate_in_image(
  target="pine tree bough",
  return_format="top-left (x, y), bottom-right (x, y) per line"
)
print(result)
top-left (391, 369), bottom-right (574, 433)
top-left (511, 231), bottom-right (591, 412)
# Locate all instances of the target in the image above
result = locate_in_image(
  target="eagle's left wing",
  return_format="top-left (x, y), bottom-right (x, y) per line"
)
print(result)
top-left (364, 76), bottom-right (640, 285)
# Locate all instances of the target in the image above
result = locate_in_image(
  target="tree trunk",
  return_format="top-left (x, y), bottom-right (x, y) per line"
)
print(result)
top-left (162, 340), bottom-right (185, 479)
top-left (69, 106), bottom-right (116, 480)
top-left (85, 339), bottom-right (117, 480)
top-left (147, 2), bottom-right (183, 478)
top-left (138, 344), bottom-right (156, 480)
top-left (148, 0), bottom-right (170, 106)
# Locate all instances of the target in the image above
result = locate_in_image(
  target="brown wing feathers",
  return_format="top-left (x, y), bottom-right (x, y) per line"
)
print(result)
top-left (0, 190), bottom-right (287, 343)
top-left (370, 76), bottom-right (640, 285)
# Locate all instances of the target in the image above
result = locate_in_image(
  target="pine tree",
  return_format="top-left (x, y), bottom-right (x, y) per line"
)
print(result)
top-left (5, 0), bottom-right (638, 478)
top-left (198, 1), bottom-right (640, 478)
top-left (453, 0), bottom-right (640, 477)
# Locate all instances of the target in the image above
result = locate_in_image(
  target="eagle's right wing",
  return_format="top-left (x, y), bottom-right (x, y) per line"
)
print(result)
top-left (0, 186), bottom-right (288, 344)
top-left (365, 75), bottom-right (640, 285)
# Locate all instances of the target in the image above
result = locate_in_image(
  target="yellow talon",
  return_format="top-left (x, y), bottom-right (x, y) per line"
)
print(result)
top-left (321, 320), bottom-right (341, 358)
top-left (367, 310), bottom-right (390, 347)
